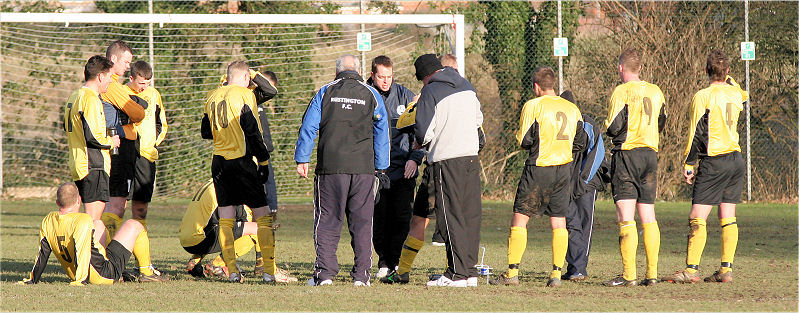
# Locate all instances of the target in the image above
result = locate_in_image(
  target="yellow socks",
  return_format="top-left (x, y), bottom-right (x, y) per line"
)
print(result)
top-left (506, 226), bottom-right (527, 278)
top-left (619, 220), bottom-right (638, 281)
top-left (686, 218), bottom-right (707, 274)
top-left (719, 217), bottom-right (738, 274)
top-left (642, 221), bottom-right (660, 279)
top-left (397, 235), bottom-right (423, 275)
top-left (101, 212), bottom-right (123, 239)
top-left (256, 215), bottom-right (276, 276)
top-left (218, 218), bottom-right (238, 274)
top-left (551, 228), bottom-right (568, 279)
top-left (131, 218), bottom-right (154, 276)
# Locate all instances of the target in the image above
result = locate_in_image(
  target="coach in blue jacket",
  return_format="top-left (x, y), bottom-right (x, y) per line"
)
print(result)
top-left (366, 55), bottom-right (425, 279)
top-left (295, 54), bottom-right (390, 286)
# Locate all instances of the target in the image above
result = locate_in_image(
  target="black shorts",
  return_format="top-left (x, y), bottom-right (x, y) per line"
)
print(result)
top-left (182, 220), bottom-right (247, 255)
top-left (91, 240), bottom-right (131, 281)
top-left (211, 155), bottom-right (268, 208)
top-left (75, 170), bottom-right (110, 203)
top-left (513, 164), bottom-right (573, 217)
top-left (109, 139), bottom-right (138, 198)
top-left (131, 156), bottom-right (156, 203)
top-left (610, 148), bottom-right (658, 204)
top-left (412, 164), bottom-right (436, 219)
top-left (692, 152), bottom-right (745, 205)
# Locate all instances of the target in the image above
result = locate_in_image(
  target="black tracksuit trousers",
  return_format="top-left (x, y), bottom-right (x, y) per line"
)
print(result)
top-left (431, 155), bottom-right (482, 280)
top-left (312, 173), bottom-right (375, 283)
top-left (565, 190), bottom-right (597, 276)
top-left (373, 178), bottom-right (414, 270)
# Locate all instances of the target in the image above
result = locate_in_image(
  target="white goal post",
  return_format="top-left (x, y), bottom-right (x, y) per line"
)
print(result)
top-left (0, 13), bottom-right (465, 197)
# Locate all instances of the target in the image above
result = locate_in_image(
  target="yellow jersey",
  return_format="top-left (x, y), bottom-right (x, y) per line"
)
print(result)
top-left (129, 85), bottom-right (168, 162)
top-left (24, 212), bottom-right (115, 285)
top-left (64, 87), bottom-right (112, 180)
top-left (179, 179), bottom-right (253, 247)
top-left (203, 85), bottom-right (269, 164)
top-left (517, 95), bottom-right (584, 166)
top-left (683, 77), bottom-right (749, 171)
top-left (605, 80), bottom-right (666, 151)
top-left (100, 74), bottom-right (146, 139)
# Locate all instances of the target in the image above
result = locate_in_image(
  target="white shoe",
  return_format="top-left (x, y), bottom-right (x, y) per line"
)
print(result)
top-left (467, 276), bottom-right (478, 287)
top-left (426, 275), bottom-right (467, 287)
top-left (431, 241), bottom-right (446, 246)
top-left (353, 280), bottom-right (371, 287)
top-left (265, 268), bottom-right (298, 283)
top-left (307, 278), bottom-right (333, 286)
top-left (229, 272), bottom-right (243, 283)
top-left (376, 267), bottom-right (390, 279)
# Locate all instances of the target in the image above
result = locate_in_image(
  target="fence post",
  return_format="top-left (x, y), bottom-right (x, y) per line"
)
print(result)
top-left (557, 0), bottom-right (563, 94)
top-left (149, 0), bottom-right (155, 83)
top-left (744, 0), bottom-right (752, 201)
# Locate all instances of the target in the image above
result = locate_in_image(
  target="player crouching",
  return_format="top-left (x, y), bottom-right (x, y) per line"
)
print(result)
top-left (179, 179), bottom-right (297, 283)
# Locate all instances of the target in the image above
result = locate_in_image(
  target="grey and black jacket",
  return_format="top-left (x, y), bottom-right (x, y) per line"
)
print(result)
top-left (414, 67), bottom-right (483, 163)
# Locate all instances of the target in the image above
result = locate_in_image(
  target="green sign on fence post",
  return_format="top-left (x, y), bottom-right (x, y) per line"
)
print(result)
top-left (357, 32), bottom-right (371, 51)
top-left (741, 42), bottom-right (755, 61)
top-left (553, 37), bottom-right (568, 57)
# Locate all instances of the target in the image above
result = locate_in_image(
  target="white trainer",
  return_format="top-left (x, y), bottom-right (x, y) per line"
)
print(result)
top-left (307, 278), bottom-right (333, 286)
top-left (376, 267), bottom-right (390, 279)
top-left (353, 280), bottom-right (371, 287)
top-left (467, 276), bottom-right (478, 287)
top-left (426, 275), bottom-right (467, 287)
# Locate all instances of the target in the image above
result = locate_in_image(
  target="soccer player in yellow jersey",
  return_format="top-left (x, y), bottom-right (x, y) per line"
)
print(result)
top-left (202, 61), bottom-right (273, 283)
top-left (180, 179), bottom-right (297, 283)
top-left (663, 50), bottom-right (747, 284)
top-left (18, 183), bottom-right (148, 285)
top-left (100, 41), bottom-right (149, 238)
top-left (603, 49), bottom-right (667, 287)
top-left (63, 55), bottom-right (120, 238)
top-left (490, 66), bottom-right (587, 287)
top-left (101, 61), bottom-right (168, 282)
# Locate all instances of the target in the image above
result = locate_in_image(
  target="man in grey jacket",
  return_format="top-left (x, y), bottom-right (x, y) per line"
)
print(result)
top-left (414, 54), bottom-right (483, 287)
top-left (366, 55), bottom-right (425, 279)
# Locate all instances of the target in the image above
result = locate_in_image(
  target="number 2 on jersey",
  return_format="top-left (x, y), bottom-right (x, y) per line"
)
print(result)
top-left (556, 111), bottom-right (569, 140)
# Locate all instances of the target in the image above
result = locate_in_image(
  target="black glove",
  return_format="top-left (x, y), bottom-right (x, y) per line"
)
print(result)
top-left (375, 171), bottom-right (391, 190)
top-left (257, 164), bottom-right (270, 184)
top-left (130, 94), bottom-right (149, 110)
top-left (118, 109), bottom-right (130, 125)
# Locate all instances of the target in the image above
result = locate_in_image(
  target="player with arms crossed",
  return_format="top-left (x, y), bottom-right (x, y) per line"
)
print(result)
top-left (662, 50), bottom-right (746, 284)
top-left (63, 55), bottom-right (119, 245)
top-left (603, 49), bottom-right (667, 287)
top-left (490, 66), bottom-right (587, 287)
top-left (19, 183), bottom-right (149, 285)
top-left (202, 61), bottom-right (276, 283)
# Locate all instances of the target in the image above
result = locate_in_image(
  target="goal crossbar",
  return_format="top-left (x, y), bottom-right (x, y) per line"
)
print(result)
top-left (0, 13), bottom-right (466, 73)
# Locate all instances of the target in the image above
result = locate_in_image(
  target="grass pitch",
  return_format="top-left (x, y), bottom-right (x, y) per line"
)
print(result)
top-left (1, 198), bottom-right (797, 311)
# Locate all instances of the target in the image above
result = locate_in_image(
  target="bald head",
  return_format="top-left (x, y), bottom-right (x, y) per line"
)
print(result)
top-left (56, 182), bottom-right (80, 209)
top-left (336, 54), bottom-right (360, 74)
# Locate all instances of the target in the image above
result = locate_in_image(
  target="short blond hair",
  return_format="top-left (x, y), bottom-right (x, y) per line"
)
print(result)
top-left (56, 182), bottom-right (80, 208)
top-left (439, 54), bottom-right (458, 69)
top-left (618, 48), bottom-right (642, 73)
top-left (227, 61), bottom-right (250, 81)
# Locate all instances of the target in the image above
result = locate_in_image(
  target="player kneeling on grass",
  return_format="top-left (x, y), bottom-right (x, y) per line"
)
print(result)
top-left (662, 50), bottom-right (746, 284)
top-left (19, 183), bottom-right (161, 285)
top-left (489, 66), bottom-right (587, 287)
top-left (179, 179), bottom-right (297, 283)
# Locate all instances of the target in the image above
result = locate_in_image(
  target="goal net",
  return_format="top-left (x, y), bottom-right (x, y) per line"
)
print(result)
top-left (0, 13), bottom-right (463, 199)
